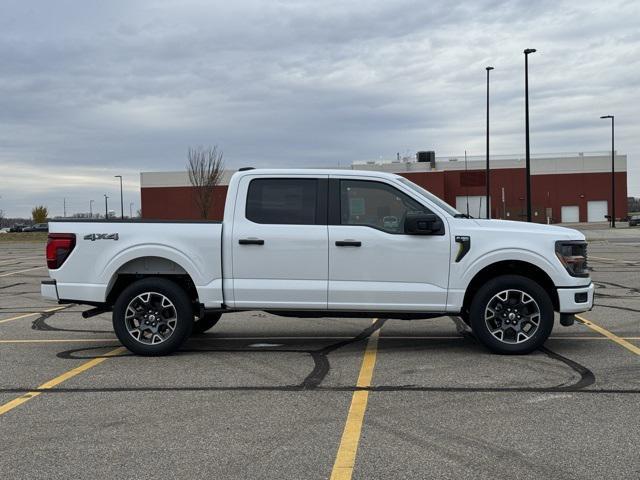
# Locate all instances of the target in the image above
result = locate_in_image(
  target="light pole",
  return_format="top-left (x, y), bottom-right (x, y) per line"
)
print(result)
top-left (114, 175), bottom-right (124, 219)
top-left (129, 202), bottom-right (134, 218)
top-left (104, 194), bottom-right (109, 219)
top-left (524, 48), bottom-right (536, 222)
top-left (600, 115), bottom-right (615, 227)
top-left (63, 198), bottom-right (67, 218)
top-left (89, 200), bottom-right (94, 219)
top-left (486, 66), bottom-right (494, 219)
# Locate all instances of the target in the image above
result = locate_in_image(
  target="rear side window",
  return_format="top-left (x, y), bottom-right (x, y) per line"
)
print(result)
top-left (246, 178), bottom-right (318, 225)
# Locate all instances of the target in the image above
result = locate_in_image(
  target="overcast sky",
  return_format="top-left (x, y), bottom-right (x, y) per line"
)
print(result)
top-left (0, 0), bottom-right (638, 217)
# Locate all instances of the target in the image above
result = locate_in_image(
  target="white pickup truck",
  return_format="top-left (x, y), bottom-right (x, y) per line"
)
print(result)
top-left (42, 168), bottom-right (593, 355)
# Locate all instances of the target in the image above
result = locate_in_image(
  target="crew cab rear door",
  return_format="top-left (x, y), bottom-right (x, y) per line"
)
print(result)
top-left (328, 176), bottom-right (450, 311)
top-left (230, 174), bottom-right (328, 309)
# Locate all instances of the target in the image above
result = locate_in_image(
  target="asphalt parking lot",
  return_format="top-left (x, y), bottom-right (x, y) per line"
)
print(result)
top-left (1, 231), bottom-right (639, 479)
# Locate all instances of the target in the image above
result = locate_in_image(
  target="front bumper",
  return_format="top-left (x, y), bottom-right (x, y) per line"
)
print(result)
top-left (557, 282), bottom-right (594, 313)
top-left (41, 279), bottom-right (59, 301)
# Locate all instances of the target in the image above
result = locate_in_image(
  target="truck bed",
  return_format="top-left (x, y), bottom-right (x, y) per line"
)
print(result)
top-left (46, 220), bottom-right (224, 308)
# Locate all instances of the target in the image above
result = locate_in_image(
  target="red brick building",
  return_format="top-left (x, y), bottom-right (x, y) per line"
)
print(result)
top-left (141, 152), bottom-right (627, 224)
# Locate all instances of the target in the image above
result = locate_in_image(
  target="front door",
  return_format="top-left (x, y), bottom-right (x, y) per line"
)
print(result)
top-left (328, 177), bottom-right (450, 311)
top-left (231, 174), bottom-right (328, 309)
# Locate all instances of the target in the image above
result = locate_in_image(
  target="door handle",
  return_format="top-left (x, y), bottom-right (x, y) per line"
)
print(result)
top-left (335, 240), bottom-right (361, 247)
top-left (239, 238), bottom-right (264, 245)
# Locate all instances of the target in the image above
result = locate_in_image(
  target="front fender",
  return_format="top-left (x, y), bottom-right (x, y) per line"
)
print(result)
top-left (455, 247), bottom-right (565, 291)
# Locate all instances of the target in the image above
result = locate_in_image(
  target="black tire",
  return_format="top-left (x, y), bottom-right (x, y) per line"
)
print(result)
top-left (469, 274), bottom-right (554, 355)
top-left (192, 312), bottom-right (222, 334)
top-left (113, 277), bottom-right (193, 356)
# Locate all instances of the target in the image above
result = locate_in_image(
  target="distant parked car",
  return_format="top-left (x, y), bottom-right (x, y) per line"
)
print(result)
top-left (0, 227), bottom-right (10, 234)
top-left (629, 215), bottom-right (640, 227)
top-left (24, 223), bottom-right (49, 232)
top-left (9, 224), bottom-right (27, 232)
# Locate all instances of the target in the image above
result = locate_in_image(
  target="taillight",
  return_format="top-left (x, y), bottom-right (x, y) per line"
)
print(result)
top-left (46, 233), bottom-right (76, 269)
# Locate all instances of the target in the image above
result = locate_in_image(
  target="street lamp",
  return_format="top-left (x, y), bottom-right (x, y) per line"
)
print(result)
top-left (600, 115), bottom-right (615, 227)
top-left (114, 175), bottom-right (124, 219)
top-left (485, 66), bottom-right (494, 219)
top-left (89, 200), bottom-right (94, 219)
top-left (104, 194), bottom-right (109, 219)
top-left (524, 48), bottom-right (536, 222)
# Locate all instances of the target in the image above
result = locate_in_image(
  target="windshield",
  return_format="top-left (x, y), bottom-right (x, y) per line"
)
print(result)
top-left (398, 177), bottom-right (461, 217)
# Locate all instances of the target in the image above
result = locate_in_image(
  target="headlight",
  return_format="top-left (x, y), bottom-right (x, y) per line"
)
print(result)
top-left (555, 241), bottom-right (589, 277)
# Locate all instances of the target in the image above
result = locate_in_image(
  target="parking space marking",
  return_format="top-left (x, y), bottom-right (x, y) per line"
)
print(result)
top-left (589, 255), bottom-right (636, 265)
top-left (330, 321), bottom-right (381, 480)
top-left (0, 256), bottom-right (43, 266)
top-left (0, 266), bottom-right (45, 277)
top-left (0, 339), bottom-right (117, 343)
top-left (0, 346), bottom-right (125, 417)
top-left (0, 306), bottom-right (67, 324)
top-left (0, 335), bottom-right (637, 344)
top-left (576, 314), bottom-right (640, 356)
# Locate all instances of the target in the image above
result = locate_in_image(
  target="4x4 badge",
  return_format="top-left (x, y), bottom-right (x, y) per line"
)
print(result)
top-left (84, 233), bottom-right (119, 241)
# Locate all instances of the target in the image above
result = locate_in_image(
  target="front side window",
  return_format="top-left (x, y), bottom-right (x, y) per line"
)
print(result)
top-left (340, 180), bottom-right (431, 233)
top-left (246, 178), bottom-right (318, 225)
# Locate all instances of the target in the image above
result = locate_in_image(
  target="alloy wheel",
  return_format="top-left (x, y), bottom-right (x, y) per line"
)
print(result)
top-left (484, 289), bottom-right (541, 344)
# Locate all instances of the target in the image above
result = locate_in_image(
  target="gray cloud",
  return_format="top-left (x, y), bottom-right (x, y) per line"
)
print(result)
top-left (0, 0), bottom-right (638, 217)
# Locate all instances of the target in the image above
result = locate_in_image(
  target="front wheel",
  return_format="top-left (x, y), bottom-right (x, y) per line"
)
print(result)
top-left (469, 275), bottom-right (554, 355)
top-left (113, 278), bottom-right (193, 356)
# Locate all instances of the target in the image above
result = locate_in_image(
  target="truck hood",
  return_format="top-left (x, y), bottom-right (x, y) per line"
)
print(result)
top-left (468, 219), bottom-right (585, 240)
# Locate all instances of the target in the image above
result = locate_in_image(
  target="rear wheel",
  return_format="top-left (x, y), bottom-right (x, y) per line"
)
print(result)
top-left (113, 278), bottom-right (193, 356)
top-left (469, 274), bottom-right (554, 354)
top-left (192, 312), bottom-right (222, 334)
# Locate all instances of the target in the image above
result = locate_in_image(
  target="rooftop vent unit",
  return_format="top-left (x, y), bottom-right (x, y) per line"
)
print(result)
top-left (417, 151), bottom-right (436, 169)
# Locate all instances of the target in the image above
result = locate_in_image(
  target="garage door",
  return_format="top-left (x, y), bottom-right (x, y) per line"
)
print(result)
top-left (561, 206), bottom-right (579, 223)
top-left (456, 196), bottom-right (490, 219)
top-left (587, 201), bottom-right (608, 223)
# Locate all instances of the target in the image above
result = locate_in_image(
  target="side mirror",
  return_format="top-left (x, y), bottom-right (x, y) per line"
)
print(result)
top-left (404, 212), bottom-right (443, 235)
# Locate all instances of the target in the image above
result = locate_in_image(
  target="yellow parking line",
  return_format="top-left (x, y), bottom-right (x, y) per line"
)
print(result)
top-left (0, 306), bottom-right (67, 324)
top-left (330, 321), bottom-right (381, 480)
top-left (0, 339), bottom-right (117, 343)
top-left (0, 346), bottom-right (125, 417)
top-left (575, 314), bottom-right (640, 356)
top-left (0, 266), bottom-right (45, 277)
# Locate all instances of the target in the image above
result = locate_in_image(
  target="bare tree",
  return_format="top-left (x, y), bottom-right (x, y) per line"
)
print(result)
top-left (187, 146), bottom-right (225, 219)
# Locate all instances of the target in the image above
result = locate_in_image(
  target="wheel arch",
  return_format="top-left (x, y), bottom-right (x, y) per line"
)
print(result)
top-left (105, 256), bottom-right (199, 306)
top-left (461, 260), bottom-right (559, 318)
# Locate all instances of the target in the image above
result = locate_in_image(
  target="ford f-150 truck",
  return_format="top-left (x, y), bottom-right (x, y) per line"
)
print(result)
top-left (41, 168), bottom-right (593, 355)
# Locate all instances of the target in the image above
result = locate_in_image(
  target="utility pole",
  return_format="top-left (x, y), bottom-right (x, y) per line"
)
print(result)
top-left (464, 150), bottom-right (469, 216)
top-left (485, 66), bottom-right (494, 219)
top-left (600, 115), bottom-right (615, 227)
top-left (115, 175), bottom-right (124, 219)
top-left (524, 48), bottom-right (536, 222)
top-left (104, 195), bottom-right (109, 219)
top-left (63, 198), bottom-right (67, 218)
